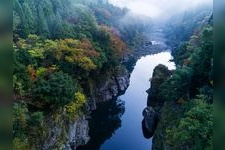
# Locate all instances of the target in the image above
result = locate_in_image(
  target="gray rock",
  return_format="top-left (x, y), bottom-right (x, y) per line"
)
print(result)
top-left (43, 115), bottom-right (89, 150)
top-left (142, 106), bottom-right (158, 137)
top-left (41, 67), bottom-right (130, 149)
top-left (94, 67), bottom-right (130, 103)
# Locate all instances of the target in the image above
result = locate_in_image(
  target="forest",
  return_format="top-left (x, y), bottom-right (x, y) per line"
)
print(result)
top-left (12, 0), bottom-right (213, 149)
top-left (154, 19), bottom-right (213, 149)
top-left (13, 0), bottom-right (150, 148)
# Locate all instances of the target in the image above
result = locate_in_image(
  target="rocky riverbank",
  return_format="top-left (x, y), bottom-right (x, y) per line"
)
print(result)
top-left (42, 115), bottom-right (89, 150)
top-left (40, 30), bottom-right (168, 149)
top-left (142, 64), bottom-right (172, 140)
top-left (87, 66), bottom-right (130, 110)
top-left (41, 66), bottom-right (130, 149)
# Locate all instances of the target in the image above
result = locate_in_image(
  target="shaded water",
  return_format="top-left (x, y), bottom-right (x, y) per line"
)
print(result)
top-left (79, 52), bottom-right (175, 150)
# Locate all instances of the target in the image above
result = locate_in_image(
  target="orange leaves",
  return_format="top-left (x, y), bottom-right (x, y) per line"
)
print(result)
top-left (79, 38), bottom-right (94, 50)
top-left (52, 38), bottom-right (99, 71)
top-left (27, 65), bottom-right (58, 81)
top-left (99, 25), bottom-right (126, 57)
top-left (17, 35), bottom-right (100, 72)
top-left (57, 38), bottom-right (100, 58)
top-left (111, 35), bottom-right (126, 56)
top-left (27, 65), bottom-right (37, 81)
top-left (78, 38), bottom-right (100, 57)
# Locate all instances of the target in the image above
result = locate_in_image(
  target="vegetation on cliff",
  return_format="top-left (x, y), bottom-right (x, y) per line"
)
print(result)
top-left (13, 0), bottom-right (148, 148)
top-left (151, 17), bottom-right (213, 149)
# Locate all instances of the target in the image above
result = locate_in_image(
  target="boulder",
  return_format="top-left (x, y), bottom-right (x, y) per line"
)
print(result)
top-left (142, 107), bottom-right (158, 138)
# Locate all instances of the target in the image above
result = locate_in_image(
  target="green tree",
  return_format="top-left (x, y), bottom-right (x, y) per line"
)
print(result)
top-left (37, 4), bottom-right (50, 38)
top-left (160, 67), bottom-right (193, 102)
top-left (166, 95), bottom-right (213, 149)
top-left (13, 103), bottom-right (29, 139)
top-left (33, 71), bottom-right (77, 106)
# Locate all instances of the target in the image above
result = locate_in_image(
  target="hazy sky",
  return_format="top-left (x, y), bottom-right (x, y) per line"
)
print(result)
top-left (109, 0), bottom-right (213, 18)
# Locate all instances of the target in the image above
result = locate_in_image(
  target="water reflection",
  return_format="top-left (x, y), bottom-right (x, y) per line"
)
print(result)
top-left (79, 52), bottom-right (175, 150)
top-left (77, 99), bottom-right (125, 150)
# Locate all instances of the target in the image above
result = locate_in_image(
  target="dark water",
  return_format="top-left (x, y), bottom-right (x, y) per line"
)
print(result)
top-left (78, 52), bottom-right (175, 150)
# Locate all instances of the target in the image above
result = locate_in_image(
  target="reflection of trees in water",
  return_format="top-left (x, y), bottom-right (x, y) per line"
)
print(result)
top-left (77, 99), bottom-right (125, 150)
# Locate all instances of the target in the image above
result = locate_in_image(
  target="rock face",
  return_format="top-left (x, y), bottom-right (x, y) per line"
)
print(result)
top-left (142, 107), bottom-right (158, 138)
top-left (147, 64), bottom-right (172, 107)
top-left (142, 64), bottom-right (171, 140)
top-left (43, 115), bottom-right (89, 150)
top-left (42, 66), bottom-right (130, 149)
top-left (96, 68), bottom-right (130, 102)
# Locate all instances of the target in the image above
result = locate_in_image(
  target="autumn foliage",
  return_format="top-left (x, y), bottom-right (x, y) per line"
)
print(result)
top-left (100, 25), bottom-right (126, 57)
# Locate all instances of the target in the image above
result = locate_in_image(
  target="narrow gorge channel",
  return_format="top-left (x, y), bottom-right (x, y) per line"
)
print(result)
top-left (78, 52), bottom-right (175, 150)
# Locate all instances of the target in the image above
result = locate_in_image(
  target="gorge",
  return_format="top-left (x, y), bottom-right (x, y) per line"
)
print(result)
top-left (13, 0), bottom-right (213, 149)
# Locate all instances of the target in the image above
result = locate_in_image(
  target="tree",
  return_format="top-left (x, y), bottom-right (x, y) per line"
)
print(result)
top-left (64, 92), bottom-right (87, 120)
top-left (98, 25), bottom-right (126, 65)
top-left (166, 95), bottom-right (213, 149)
top-left (33, 71), bottom-right (77, 106)
top-left (13, 103), bottom-right (29, 139)
top-left (159, 67), bottom-right (193, 102)
top-left (37, 5), bottom-right (50, 38)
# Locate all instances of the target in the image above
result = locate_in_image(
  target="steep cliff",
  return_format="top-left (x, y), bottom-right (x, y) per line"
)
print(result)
top-left (145, 20), bottom-right (213, 149)
top-left (42, 115), bottom-right (89, 150)
top-left (142, 64), bottom-right (172, 138)
top-left (40, 66), bottom-right (130, 149)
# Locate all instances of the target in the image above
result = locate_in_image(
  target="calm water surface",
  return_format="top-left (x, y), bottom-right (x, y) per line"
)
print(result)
top-left (78, 52), bottom-right (175, 150)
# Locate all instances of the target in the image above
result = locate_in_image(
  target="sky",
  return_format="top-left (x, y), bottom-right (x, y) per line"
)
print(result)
top-left (108, 0), bottom-right (213, 19)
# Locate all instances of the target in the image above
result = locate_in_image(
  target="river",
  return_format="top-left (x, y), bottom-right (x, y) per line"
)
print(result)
top-left (78, 52), bottom-right (175, 150)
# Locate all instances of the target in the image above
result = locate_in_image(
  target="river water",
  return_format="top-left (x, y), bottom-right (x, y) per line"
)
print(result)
top-left (78, 52), bottom-right (175, 150)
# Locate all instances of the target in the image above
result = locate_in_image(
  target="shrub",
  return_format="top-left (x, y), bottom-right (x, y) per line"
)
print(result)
top-left (33, 71), bottom-right (76, 106)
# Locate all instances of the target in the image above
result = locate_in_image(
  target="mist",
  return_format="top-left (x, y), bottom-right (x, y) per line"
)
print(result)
top-left (108, 0), bottom-right (213, 20)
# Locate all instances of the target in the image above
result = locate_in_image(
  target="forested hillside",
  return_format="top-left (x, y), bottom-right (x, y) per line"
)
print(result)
top-left (164, 5), bottom-right (212, 47)
top-left (13, 0), bottom-right (213, 149)
top-left (146, 15), bottom-right (213, 149)
top-left (13, 0), bottom-right (150, 148)
top-left (13, 0), bottom-right (149, 46)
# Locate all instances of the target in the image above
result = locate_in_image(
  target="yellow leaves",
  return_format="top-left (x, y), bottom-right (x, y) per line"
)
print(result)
top-left (65, 56), bottom-right (74, 63)
top-left (65, 101), bottom-right (77, 114)
top-left (28, 48), bottom-right (44, 59)
top-left (75, 92), bottom-right (86, 105)
top-left (44, 39), bottom-right (58, 51)
top-left (15, 35), bottom-right (99, 71)
top-left (64, 49), bottom-right (97, 70)
top-left (36, 67), bottom-right (47, 77)
top-left (57, 38), bottom-right (98, 71)
top-left (64, 92), bottom-right (86, 120)
top-left (58, 38), bottom-right (80, 51)
top-left (77, 56), bottom-right (97, 71)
